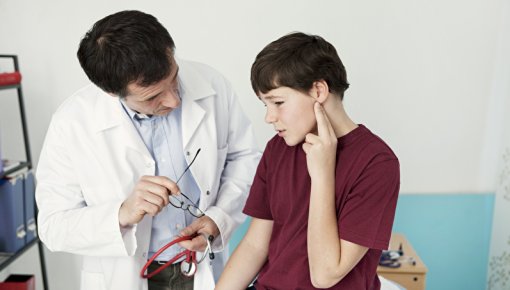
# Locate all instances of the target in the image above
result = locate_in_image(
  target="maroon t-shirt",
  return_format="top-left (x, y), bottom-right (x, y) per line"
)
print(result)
top-left (244, 125), bottom-right (400, 290)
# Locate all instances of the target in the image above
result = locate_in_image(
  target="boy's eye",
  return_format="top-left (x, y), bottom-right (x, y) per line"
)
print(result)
top-left (274, 101), bottom-right (284, 106)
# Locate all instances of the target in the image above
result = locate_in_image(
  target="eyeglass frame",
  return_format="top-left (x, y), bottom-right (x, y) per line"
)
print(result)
top-left (168, 148), bottom-right (205, 218)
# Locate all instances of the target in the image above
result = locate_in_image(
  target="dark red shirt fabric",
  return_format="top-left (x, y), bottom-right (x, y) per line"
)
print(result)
top-left (243, 125), bottom-right (400, 290)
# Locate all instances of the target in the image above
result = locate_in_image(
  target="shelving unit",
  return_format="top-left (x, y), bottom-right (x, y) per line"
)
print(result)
top-left (0, 54), bottom-right (49, 290)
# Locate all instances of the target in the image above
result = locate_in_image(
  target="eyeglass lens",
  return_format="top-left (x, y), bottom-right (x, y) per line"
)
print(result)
top-left (169, 195), bottom-right (204, 217)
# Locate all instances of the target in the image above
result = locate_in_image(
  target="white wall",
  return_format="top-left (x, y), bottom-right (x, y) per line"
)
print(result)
top-left (0, 0), bottom-right (508, 289)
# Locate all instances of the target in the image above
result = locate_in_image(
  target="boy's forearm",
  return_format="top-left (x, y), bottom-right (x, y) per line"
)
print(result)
top-left (216, 237), bottom-right (267, 289)
top-left (307, 175), bottom-right (343, 287)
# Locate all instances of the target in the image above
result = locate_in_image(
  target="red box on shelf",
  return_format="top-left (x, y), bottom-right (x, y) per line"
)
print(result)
top-left (0, 275), bottom-right (35, 290)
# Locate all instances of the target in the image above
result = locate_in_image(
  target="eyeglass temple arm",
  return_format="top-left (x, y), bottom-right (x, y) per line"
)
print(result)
top-left (175, 148), bottom-right (201, 184)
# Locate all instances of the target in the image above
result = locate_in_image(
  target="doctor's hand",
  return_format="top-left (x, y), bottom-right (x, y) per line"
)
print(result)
top-left (178, 216), bottom-right (219, 252)
top-left (302, 102), bottom-right (337, 181)
top-left (118, 175), bottom-right (179, 227)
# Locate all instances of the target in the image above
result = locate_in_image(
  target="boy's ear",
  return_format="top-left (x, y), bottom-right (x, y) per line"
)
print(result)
top-left (312, 80), bottom-right (329, 104)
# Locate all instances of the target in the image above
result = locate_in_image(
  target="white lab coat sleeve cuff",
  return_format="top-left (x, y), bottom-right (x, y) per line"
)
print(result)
top-left (204, 206), bottom-right (232, 251)
top-left (117, 203), bottom-right (138, 256)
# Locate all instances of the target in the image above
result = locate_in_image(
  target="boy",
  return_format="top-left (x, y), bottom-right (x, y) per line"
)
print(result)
top-left (216, 32), bottom-right (400, 289)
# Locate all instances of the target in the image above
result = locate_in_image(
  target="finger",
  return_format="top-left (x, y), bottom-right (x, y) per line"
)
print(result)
top-left (302, 143), bottom-right (311, 154)
top-left (140, 176), bottom-right (180, 204)
top-left (304, 133), bottom-right (320, 145)
top-left (179, 236), bottom-right (206, 252)
top-left (140, 191), bottom-right (166, 209)
top-left (138, 180), bottom-right (170, 206)
top-left (314, 102), bottom-right (335, 138)
top-left (139, 201), bottom-right (160, 216)
top-left (180, 220), bottom-right (202, 237)
top-left (141, 175), bottom-right (180, 195)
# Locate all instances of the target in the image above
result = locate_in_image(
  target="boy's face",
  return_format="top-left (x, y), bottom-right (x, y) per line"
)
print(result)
top-left (259, 86), bottom-right (317, 146)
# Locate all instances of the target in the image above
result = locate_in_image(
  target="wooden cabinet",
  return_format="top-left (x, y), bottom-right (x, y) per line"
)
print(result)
top-left (377, 233), bottom-right (428, 290)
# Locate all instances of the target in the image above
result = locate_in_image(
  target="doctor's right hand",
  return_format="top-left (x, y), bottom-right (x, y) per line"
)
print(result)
top-left (118, 175), bottom-right (179, 227)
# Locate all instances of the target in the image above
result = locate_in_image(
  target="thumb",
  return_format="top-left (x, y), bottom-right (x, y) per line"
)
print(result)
top-left (302, 142), bottom-right (310, 154)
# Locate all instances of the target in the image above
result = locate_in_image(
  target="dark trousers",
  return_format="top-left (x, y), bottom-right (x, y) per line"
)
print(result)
top-left (148, 262), bottom-right (194, 290)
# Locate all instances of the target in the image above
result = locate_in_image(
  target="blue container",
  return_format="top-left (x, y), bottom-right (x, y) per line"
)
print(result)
top-left (0, 174), bottom-right (26, 253)
top-left (23, 170), bottom-right (36, 243)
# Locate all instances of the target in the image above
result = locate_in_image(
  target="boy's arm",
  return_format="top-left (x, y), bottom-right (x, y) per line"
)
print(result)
top-left (307, 177), bottom-right (368, 288)
top-left (303, 103), bottom-right (368, 288)
top-left (216, 217), bottom-right (273, 290)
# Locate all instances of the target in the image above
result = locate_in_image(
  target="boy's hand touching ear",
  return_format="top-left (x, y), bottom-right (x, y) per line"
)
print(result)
top-left (302, 102), bottom-right (337, 180)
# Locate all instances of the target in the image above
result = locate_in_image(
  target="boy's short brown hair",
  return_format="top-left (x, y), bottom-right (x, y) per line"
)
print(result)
top-left (251, 32), bottom-right (349, 99)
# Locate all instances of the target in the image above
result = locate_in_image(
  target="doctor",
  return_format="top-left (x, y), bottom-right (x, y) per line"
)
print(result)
top-left (36, 10), bottom-right (260, 290)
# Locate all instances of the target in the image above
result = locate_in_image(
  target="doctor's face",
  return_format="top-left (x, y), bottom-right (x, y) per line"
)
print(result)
top-left (124, 60), bottom-right (180, 116)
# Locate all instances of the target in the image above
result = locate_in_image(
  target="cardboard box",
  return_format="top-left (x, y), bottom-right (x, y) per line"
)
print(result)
top-left (0, 275), bottom-right (35, 290)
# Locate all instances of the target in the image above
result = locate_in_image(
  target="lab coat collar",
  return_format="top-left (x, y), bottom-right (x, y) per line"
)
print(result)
top-left (92, 86), bottom-right (151, 160)
top-left (176, 58), bottom-right (216, 101)
top-left (93, 59), bottom-right (216, 132)
top-left (93, 87), bottom-right (125, 132)
top-left (176, 59), bottom-right (214, 149)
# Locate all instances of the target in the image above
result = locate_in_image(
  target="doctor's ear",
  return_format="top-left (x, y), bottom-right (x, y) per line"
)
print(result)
top-left (311, 80), bottom-right (330, 104)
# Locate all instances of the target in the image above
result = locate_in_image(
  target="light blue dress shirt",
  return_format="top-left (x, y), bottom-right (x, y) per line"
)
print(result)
top-left (120, 98), bottom-right (201, 262)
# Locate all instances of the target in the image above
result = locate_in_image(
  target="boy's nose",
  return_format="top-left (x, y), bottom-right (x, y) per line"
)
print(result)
top-left (265, 109), bottom-right (277, 124)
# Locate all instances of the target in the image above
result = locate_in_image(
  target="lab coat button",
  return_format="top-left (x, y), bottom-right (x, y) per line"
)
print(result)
top-left (206, 190), bottom-right (210, 195)
top-left (142, 253), bottom-right (146, 258)
top-left (186, 151), bottom-right (190, 156)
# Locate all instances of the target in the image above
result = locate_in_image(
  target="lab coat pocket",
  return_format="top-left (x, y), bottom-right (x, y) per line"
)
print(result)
top-left (80, 270), bottom-right (107, 290)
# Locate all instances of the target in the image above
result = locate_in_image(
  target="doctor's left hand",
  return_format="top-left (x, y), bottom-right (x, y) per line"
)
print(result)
top-left (178, 216), bottom-right (219, 252)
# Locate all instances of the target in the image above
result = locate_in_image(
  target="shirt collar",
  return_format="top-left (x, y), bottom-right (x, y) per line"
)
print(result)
top-left (119, 98), bottom-right (152, 123)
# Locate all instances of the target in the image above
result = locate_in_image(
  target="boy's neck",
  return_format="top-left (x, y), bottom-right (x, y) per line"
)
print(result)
top-left (324, 99), bottom-right (358, 139)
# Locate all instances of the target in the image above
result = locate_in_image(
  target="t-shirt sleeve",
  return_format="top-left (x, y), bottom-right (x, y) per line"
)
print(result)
top-left (338, 155), bottom-right (400, 250)
top-left (243, 142), bottom-right (273, 220)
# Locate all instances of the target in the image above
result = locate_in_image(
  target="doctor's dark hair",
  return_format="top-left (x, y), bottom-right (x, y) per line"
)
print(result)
top-left (251, 32), bottom-right (349, 100)
top-left (77, 10), bottom-right (175, 97)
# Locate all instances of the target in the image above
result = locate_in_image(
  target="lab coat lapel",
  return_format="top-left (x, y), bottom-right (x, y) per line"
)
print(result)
top-left (178, 60), bottom-right (215, 150)
top-left (92, 90), bottom-right (154, 196)
top-left (178, 60), bottom-right (217, 205)
top-left (93, 92), bottom-right (151, 158)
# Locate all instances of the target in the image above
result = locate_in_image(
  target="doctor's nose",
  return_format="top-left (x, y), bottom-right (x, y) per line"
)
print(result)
top-left (161, 89), bottom-right (181, 108)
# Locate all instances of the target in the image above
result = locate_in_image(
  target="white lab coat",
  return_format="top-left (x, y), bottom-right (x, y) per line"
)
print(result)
top-left (36, 59), bottom-right (261, 290)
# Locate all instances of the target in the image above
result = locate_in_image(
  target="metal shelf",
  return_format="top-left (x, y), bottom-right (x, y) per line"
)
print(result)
top-left (0, 84), bottom-right (21, 91)
top-left (0, 238), bottom-right (39, 272)
top-left (0, 55), bottom-right (48, 289)
top-left (0, 162), bottom-right (30, 179)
